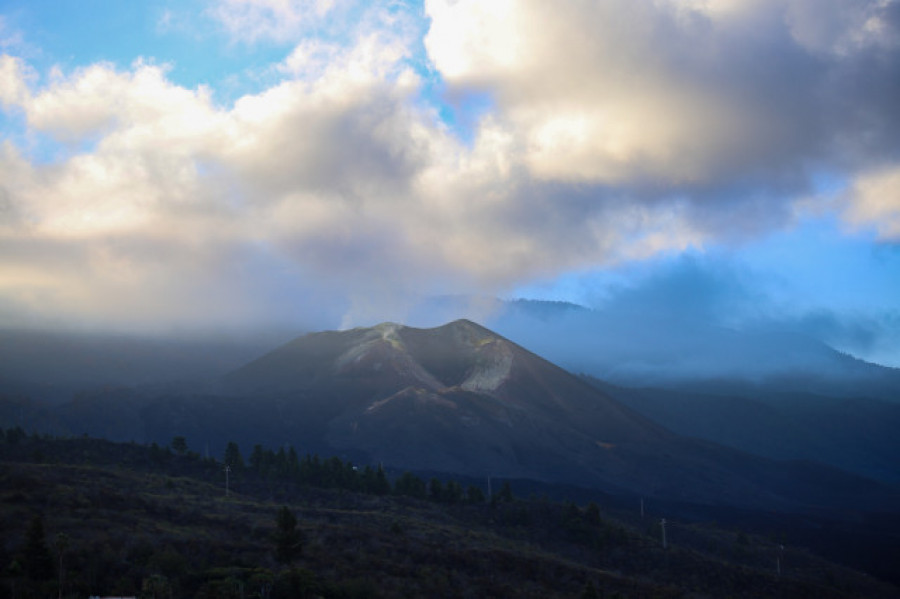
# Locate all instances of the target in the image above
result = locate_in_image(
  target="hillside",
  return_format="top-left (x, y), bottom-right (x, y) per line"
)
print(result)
top-left (221, 319), bottom-right (900, 513)
top-left (1, 431), bottom-right (897, 599)
top-left (5, 320), bottom-right (898, 516)
top-left (588, 378), bottom-right (900, 485)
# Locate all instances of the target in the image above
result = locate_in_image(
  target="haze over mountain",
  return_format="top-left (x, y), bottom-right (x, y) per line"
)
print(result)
top-left (13, 318), bottom-right (894, 517)
top-left (0, 327), bottom-right (295, 403)
top-left (1, 1), bottom-right (900, 372)
top-left (404, 295), bottom-right (900, 401)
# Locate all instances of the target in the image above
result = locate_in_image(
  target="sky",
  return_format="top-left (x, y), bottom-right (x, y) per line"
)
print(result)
top-left (0, 0), bottom-right (899, 366)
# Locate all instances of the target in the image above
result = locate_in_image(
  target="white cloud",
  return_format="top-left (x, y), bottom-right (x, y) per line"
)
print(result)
top-left (424, 0), bottom-right (900, 192)
top-left (0, 29), bottom-right (707, 332)
top-left (208, 0), bottom-right (341, 43)
top-left (0, 54), bottom-right (30, 107)
top-left (844, 164), bottom-right (900, 239)
top-left (1, 1), bottom-right (899, 332)
top-left (424, 0), bottom-right (760, 185)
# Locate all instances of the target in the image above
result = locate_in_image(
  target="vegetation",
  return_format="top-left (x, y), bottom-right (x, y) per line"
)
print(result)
top-left (0, 428), bottom-right (896, 598)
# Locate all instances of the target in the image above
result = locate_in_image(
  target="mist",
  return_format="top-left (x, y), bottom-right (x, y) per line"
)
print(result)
top-left (400, 255), bottom-right (900, 397)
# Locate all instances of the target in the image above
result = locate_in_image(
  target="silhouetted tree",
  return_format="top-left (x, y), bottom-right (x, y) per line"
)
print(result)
top-left (224, 441), bottom-right (244, 472)
top-left (5, 426), bottom-right (25, 446)
top-left (170, 436), bottom-right (188, 455)
top-left (55, 533), bottom-right (68, 599)
top-left (562, 502), bottom-right (583, 529)
top-left (141, 573), bottom-right (172, 599)
top-left (273, 507), bottom-right (302, 564)
top-left (21, 515), bottom-right (53, 581)
top-left (287, 447), bottom-right (301, 480)
top-left (444, 480), bottom-right (464, 504)
top-left (429, 478), bottom-right (444, 501)
top-left (585, 502), bottom-right (602, 526)
top-left (466, 485), bottom-right (486, 504)
top-left (394, 472), bottom-right (426, 499)
top-left (581, 581), bottom-right (600, 599)
top-left (372, 465), bottom-right (391, 495)
top-left (5, 559), bottom-right (23, 599)
top-left (250, 568), bottom-right (274, 599)
top-left (491, 481), bottom-right (514, 505)
top-left (250, 444), bottom-right (265, 474)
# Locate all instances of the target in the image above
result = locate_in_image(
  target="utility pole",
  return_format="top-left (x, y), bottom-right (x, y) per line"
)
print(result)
top-left (224, 464), bottom-right (231, 497)
top-left (640, 497), bottom-right (644, 519)
top-left (777, 544), bottom-right (784, 576)
top-left (56, 533), bottom-right (69, 599)
top-left (487, 476), bottom-right (492, 502)
top-left (660, 518), bottom-right (667, 549)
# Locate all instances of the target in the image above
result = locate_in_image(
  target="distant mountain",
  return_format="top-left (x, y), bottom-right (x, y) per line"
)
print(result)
top-left (4, 319), bottom-right (897, 515)
top-left (424, 297), bottom-right (900, 401)
top-left (223, 319), bottom-right (671, 487)
top-left (219, 319), bottom-right (895, 513)
top-left (587, 378), bottom-right (900, 485)
top-left (0, 327), bottom-right (295, 403)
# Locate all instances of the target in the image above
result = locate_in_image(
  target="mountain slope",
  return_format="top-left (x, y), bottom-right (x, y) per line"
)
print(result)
top-left (413, 296), bottom-right (900, 401)
top-left (588, 378), bottom-right (900, 485)
top-left (223, 319), bottom-right (897, 513)
top-left (4, 319), bottom-right (895, 515)
top-left (6, 434), bottom-right (898, 598)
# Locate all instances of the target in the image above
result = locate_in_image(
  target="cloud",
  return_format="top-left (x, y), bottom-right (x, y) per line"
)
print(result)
top-left (843, 164), bottom-right (900, 239)
top-left (483, 254), bottom-right (900, 373)
top-left (0, 54), bottom-right (30, 107)
top-left (208, 0), bottom-right (341, 44)
top-left (424, 0), bottom-right (900, 209)
top-left (1, 1), bottom-right (899, 336)
top-left (0, 23), bottom-right (485, 331)
top-left (0, 16), bottom-right (22, 52)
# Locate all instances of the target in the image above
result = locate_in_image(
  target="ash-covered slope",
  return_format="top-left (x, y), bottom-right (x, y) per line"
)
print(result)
top-left (224, 320), bottom-right (895, 513)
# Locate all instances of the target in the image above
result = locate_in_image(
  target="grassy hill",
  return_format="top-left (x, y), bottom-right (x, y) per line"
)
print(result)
top-left (1, 431), bottom-right (896, 598)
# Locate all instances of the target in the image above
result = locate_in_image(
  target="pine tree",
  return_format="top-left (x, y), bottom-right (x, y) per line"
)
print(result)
top-left (466, 485), bottom-right (486, 504)
top-left (55, 533), bottom-right (69, 599)
top-left (394, 472), bottom-right (426, 498)
top-left (428, 478), bottom-right (444, 501)
top-left (372, 465), bottom-right (391, 495)
top-left (250, 444), bottom-right (265, 474)
top-left (273, 507), bottom-right (302, 564)
top-left (21, 515), bottom-right (53, 581)
top-left (5, 559), bottom-right (23, 599)
top-left (287, 447), bottom-right (301, 480)
top-left (170, 436), bottom-right (188, 455)
top-left (585, 502), bottom-right (602, 526)
top-left (141, 573), bottom-right (172, 599)
top-left (491, 480), bottom-right (514, 505)
top-left (580, 581), bottom-right (600, 599)
top-left (224, 441), bottom-right (244, 471)
top-left (444, 480), bottom-right (463, 504)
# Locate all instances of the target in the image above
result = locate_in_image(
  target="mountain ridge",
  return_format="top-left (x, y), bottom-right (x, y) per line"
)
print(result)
top-left (2, 318), bottom-right (897, 516)
top-left (220, 319), bottom-right (897, 513)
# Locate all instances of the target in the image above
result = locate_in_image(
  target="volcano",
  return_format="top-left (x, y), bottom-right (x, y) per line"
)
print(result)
top-left (223, 319), bottom-right (894, 512)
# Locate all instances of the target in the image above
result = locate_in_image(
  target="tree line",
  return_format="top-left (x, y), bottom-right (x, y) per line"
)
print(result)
top-left (218, 437), bottom-right (513, 506)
